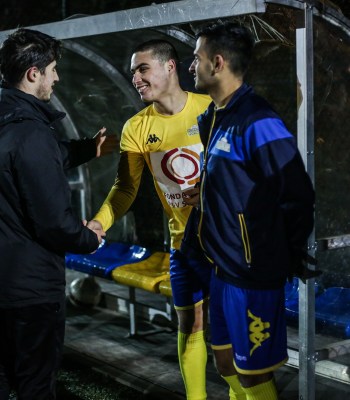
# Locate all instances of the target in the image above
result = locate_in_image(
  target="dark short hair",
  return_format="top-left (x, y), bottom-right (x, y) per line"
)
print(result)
top-left (0, 28), bottom-right (62, 86)
top-left (196, 21), bottom-right (255, 77)
top-left (132, 39), bottom-right (179, 68)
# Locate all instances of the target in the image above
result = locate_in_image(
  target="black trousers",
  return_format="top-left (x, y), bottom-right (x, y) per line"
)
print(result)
top-left (0, 299), bottom-right (65, 400)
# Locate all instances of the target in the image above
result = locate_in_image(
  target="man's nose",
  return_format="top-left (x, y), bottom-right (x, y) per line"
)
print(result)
top-left (132, 72), bottom-right (141, 85)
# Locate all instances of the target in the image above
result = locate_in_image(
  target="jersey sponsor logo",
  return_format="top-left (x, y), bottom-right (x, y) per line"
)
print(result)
top-left (150, 144), bottom-right (201, 209)
top-left (161, 147), bottom-right (199, 185)
top-left (146, 133), bottom-right (161, 144)
top-left (187, 124), bottom-right (200, 136)
top-left (248, 309), bottom-right (271, 356)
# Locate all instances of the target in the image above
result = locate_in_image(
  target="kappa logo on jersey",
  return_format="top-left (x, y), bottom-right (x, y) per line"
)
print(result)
top-left (247, 309), bottom-right (271, 356)
top-left (146, 134), bottom-right (161, 144)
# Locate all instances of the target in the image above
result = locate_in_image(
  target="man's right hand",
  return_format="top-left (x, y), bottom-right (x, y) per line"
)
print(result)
top-left (86, 219), bottom-right (105, 244)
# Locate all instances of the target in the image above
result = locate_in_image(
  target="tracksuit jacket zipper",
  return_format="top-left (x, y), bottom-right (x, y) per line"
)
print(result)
top-left (198, 109), bottom-right (216, 264)
top-left (197, 108), bottom-right (253, 271)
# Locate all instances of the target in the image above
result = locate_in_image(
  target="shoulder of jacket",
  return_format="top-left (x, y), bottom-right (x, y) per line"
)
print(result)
top-left (18, 123), bottom-right (56, 146)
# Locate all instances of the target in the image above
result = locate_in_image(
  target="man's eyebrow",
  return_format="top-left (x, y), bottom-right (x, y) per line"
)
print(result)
top-left (130, 62), bottom-right (149, 73)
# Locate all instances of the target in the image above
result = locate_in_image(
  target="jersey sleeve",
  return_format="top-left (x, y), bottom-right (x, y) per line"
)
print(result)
top-left (93, 119), bottom-right (145, 231)
top-left (93, 151), bottom-right (144, 231)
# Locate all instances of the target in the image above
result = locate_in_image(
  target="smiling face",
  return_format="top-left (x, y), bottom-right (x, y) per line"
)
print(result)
top-left (189, 37), bottom-right (214, 93)
top-left (130, 50), bottom-right (171, 103)
top-left (35, 60), bottom-right (59, 101)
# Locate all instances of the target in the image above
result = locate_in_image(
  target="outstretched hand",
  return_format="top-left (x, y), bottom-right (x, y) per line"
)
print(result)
top-left (94, 127), bottom-right (120, 157)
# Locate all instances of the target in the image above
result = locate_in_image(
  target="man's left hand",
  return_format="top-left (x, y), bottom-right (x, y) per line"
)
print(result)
top-left (183, 186), bottom-right (200, 207)
top-left (94, 127), bottom-right (120, 157)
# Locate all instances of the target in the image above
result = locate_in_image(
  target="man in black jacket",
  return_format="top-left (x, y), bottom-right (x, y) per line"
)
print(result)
top-left (0, 28), bottom-right (105, 400)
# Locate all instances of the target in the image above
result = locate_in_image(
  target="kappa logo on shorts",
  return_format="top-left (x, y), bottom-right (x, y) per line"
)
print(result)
top-left (247, 309), bottom-right (271, 356)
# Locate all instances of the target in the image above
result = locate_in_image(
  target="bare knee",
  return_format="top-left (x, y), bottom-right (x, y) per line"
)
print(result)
top-left (177, 302), bottom-right (208, 333)
top-left (213, 348), bottom-right (236, 377)
top-left (177, 309), bottom-right (194, 333)
top-left (239, 372), bottom-right (273, 388)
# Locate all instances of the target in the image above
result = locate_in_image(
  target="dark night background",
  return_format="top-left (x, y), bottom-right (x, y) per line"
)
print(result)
top-left (1, 0), bottom-right (350, 285)
top-left (0, 0), bottom-right (349, 30)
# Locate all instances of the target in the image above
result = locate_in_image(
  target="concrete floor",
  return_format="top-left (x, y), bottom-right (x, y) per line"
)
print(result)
top-left (64, 271), bottom-right (350, 400)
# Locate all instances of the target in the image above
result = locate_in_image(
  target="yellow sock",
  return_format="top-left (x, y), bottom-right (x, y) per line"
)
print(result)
top-left (242, 379), bottom-right (278, 400)
top-left (222, 375), bottom-right (247, 400)
top-left (178, 330), bottom-right (207, 400)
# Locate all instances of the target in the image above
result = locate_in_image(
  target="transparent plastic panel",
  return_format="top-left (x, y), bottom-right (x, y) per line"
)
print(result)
top-left (39, 0), bottom-right (350, 385)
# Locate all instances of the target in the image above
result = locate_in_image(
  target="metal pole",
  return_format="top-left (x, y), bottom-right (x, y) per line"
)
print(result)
top-left (296, 2), bottom-right (316, 399)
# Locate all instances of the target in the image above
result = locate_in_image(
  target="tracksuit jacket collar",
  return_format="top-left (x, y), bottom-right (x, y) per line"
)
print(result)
top-left (207, 83), bottom-right (253, 116)
top-left (198, 83), bottom-right (253, 147)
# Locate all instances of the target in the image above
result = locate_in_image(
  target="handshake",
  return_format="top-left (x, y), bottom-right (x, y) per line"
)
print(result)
top-left (83, 219), bottom-right (105, 246)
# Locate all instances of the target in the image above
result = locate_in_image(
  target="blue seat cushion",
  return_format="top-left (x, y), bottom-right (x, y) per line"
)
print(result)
top-left (65, 241), bottom-right (151, 279)
top-left (284, 278), bottom-right (320, 321)
top-left (285, 285), bottom-right (350, 338)
top-left (314, 287), bottom-right (350, 338)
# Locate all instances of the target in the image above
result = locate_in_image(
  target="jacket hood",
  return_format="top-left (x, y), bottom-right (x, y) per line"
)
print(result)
top-left (0, 85), bottom-right (65, 127)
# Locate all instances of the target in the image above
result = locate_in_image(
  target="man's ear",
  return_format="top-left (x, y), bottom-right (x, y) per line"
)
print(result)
top-left (167, 58), bottom-right (177, 73)
top-left (213, 54), bottom-right (225, 73)
top-left (26, 66), bottom-right (39, 82)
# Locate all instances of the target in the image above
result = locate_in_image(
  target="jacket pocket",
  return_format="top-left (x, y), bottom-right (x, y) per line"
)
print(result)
top-left (238, 213), bottom-right (252, 266)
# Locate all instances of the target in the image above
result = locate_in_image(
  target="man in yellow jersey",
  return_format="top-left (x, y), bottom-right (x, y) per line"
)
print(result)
top-left (87, 40), bottom-right (212, 400)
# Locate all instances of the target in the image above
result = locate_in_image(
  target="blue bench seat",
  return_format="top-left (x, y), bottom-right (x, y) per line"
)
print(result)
top-left (65, 241), bottom-right (151, 279)
top-left (285, 284), bottom-right (350, 338)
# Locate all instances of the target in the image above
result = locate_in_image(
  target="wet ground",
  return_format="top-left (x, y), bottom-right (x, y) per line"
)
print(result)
top-left (44, 271), bottom-right (350, 400)
top-left (57, 352), bottom-right (144, 400)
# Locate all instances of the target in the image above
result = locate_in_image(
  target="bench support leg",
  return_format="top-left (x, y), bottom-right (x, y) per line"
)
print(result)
top-left (128, 286), bottom-right (137, 337)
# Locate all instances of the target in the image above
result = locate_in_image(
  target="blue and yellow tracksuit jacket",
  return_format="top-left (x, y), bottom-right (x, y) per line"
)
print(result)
top-left (192, 83), bottom-right (315, 290)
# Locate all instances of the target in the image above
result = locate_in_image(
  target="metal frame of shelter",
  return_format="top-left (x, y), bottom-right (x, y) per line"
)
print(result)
top-left (1, 1), bottom-right (350, 399)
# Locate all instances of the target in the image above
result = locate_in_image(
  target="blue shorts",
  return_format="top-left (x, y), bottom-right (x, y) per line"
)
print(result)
top-left (210, 273), bottom-right (288, 374)
top-left (170, 249), bottom-right (211, 309)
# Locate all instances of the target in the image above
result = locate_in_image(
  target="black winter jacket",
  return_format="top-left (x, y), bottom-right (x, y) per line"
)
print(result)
top-left (0, 86), bottom-right (99, 307)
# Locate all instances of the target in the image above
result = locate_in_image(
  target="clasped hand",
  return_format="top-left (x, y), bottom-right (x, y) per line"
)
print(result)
top-left (83, 219), bottom-right (105, 246)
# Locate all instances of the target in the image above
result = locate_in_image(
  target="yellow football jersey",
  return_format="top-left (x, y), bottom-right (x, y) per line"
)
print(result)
top-left (94, 92), bottom-right (211, 249)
